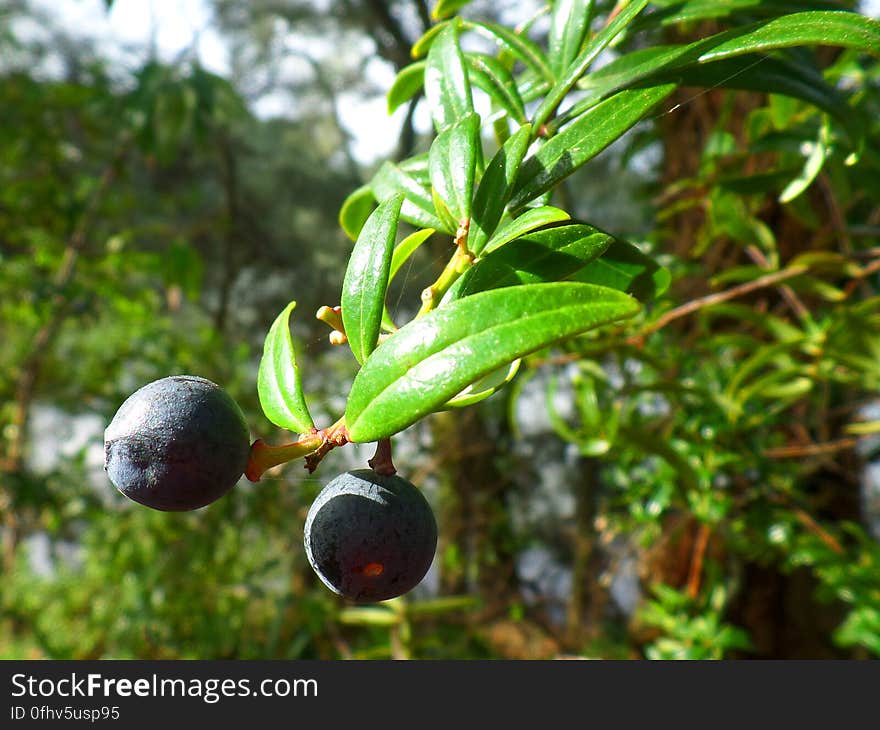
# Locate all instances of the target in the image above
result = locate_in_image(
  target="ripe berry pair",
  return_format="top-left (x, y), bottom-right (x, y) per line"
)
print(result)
top-left (104, 376), bottom-right (436, 601)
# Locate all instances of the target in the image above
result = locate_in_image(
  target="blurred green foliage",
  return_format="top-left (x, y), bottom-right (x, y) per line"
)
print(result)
top-left (1, 0), bottom-right (880, 660)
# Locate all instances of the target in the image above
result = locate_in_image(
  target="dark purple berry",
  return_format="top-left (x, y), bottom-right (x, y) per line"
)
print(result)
top-left (104, 375), bottom-right (250, 511)
top-left (304, 468), bottom-right (437, 602)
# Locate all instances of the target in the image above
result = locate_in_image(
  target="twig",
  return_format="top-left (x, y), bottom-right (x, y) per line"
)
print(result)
top-left (763, 437), bottom-right (858, 459)
top-left (844, 257), bottom-right (880, 298)
top-left (686, 524), bottom-right (711, 600)
top-left (744, 245), bottom-right (809, 321)
top-left (793, 508), bottom-right (845, 555)
top-left (632, 265), bottom-right (808, 342)
top-left (768, 495), bottom-right (845, 555)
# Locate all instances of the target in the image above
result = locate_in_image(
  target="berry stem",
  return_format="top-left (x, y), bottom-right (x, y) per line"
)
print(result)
top-left (245, 431), bottom-right (324, 482)
top-left (247, 416), bottom-right (353, 481)
top-left (368, 438), bottom-right (397, 476)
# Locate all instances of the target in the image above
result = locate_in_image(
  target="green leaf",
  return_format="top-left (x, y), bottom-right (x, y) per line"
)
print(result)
top-left (442, 359), bottom-right (521, 409)
top-left (482, 206), bottom-right (571, 255)
top-left (390, 228), bottom-right (436, 283)
top-left (643, 0), bottom-right (840, 27)
top-left (429, 113), bottom-right (480, 226)
top-left (425, 22), bottom-right (474, 133)
top-left (576, 48), bottom-right (849, 121)
top-left (342, 195), bottom-right (403, 365)
top-left (470, 124), bottom-right (532, 255)
top-left (695, 11), bottom-right (880, 61)
top-left (549, 0), bottom-right (595, 78)
top-left (257, 302), bottom-right (315, 434)
top-left (510, 84), bottom-right (676, 210)
top-left (669, 58), bottom-right (857, 138)
top-left (372, 161), bottom-right (447, 232)
top-left (464, 53), bottom-right (528, 124)
top-left (398, 153), bottom-right (431, 181)
top-left (432, 0), bottom-right (473, 20)
top-left (345, 282), bottom-right (639, 442)
top-left (382, 228), bottom-right (437, 332)
top-left (570, 238), bottom-right (671, 301)
top-left (387, 61), bottom-right (425, 114)
top-left (557, 11), bottom-right (880, 135)
top-left (339, 184), bottom-right (376, 241)
top-left (779, 137), bottom-right (828, 203)
top-left (462, 20), bottom-right (554, 83)
top-left (337, 606), bottom-right (399, 626)
top-left (411, 22), bottom-right (450, 59)
top-left (448, 223), bottom-right (613, 300)
top-left (533, 0), bottom-right (649, 130)
top-left (431, 187), bottom-right (459, 233)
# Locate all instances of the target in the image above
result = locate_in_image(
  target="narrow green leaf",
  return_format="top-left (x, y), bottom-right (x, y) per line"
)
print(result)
top-left (390, 228), bottom-right (436, 283)
top-left (666, 57), bottom-right (857, 138)
top-left (411, 22), bottom-right (450, 59)
top-left (724, 338), bottom-right (806, 399)
top-left (696, 11), bottom-right (880, 61)
top-left (337, 606), bottom-right (399, 627)
top-left (482, 206), bottom-right (571, 255)
top-left (257, 302), bottom-right (315, 434)
top-left (398, 153), bottom-right (431, 182)
top-left (510, 84), bottom-right (676, 210)
top-left (578, 12), bottom-right (880, 99)
top-left (549, 0), bottom-right (595, 78)
top-left (431, 187), bottom-right (460, 233)
top-left (387, 61), bottom-right (426, 114)
top-left (442, 359), bottom-right (521, 409)
top-left (643, 0), bottom-right (841, 28)
top-left (406, 595), bottom-right (480, 615)
top-left (381, 228), bottom-right (437, 332)
top-left (345, 282), bottom-right (639, 442)
top-left (557, 12), bottom-right (878, 135)
top-left (463, 20), bottom-right (555, 83)
top-left (779, 138), bottom-right (828, 203)
top-left (432, 0), bottom-right (473, 20)
top-left (518, 70), bottom-right (553, 105)
top-left (425, 22), bottom-right (474, 133)
top-left (429, 113), bottom-right (480, 226)
top-left (339, 184), bottom-right (376, 241)
top-left (464, 53), bottom-right (528, 124)
top-left (342, 195), bottom-right (404, 365)
top-left (470, 124), bottom-right (532, 255)
top-left (570, 238), bottom-right (671, 301)
top-left (787, 274), bottom-right (847, 301)
top-left (533, 0), bottom-right (649, 130)
top-left (448, 223), bottom-right (613, 300)
top-left (372, 161), bottom-right (448, 232)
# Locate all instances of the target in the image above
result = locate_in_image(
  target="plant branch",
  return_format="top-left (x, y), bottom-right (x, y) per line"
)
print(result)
top-left (744, 245), bottom-right (809, 322)
top-left (686, 523), bottom-right (711, 600)
top-left (763, 437), bottom-right (859, 459)
top-left (631, 264), bottom-right (808, 343)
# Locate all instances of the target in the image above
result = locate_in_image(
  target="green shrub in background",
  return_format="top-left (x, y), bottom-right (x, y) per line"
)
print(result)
top-left (2, 0), bottom-right (880, 658)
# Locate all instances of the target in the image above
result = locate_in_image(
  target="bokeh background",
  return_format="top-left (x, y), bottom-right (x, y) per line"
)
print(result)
top-left (2, 0), bottom-right (880, 659)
